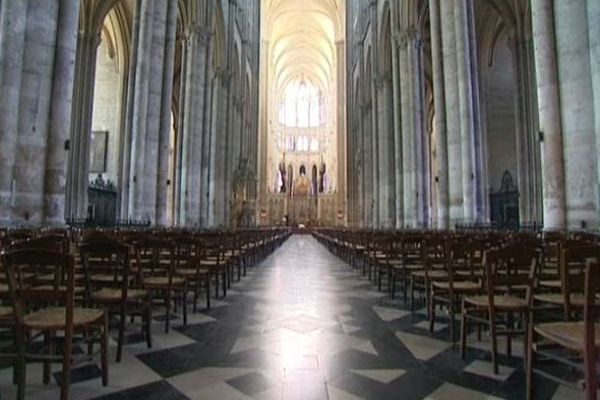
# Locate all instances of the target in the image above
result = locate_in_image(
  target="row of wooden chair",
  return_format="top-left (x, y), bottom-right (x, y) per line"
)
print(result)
top-left (314, 228), bottom-right (600, 400)
top-left (0, 226), bottom-right (290, 400)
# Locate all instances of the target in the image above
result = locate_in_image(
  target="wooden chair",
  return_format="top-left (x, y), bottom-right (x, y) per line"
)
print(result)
top-left (409, 234), bottom-right (447, 312)
top-left (134, 237), bottom-right (187, 333)
top-left (200, 237), bottom-right (228, 299)
top-left (527, 257), bottom-right (600, 400)
top-left (460, 243), bottom-right (539, 374)
top-left (534, 242), bottom-right (600, 320)
top-left (80, 237), bottom-right (152, 362)
top-left (430, 239), bottom-right (482, 341)
top-left (537, 231), bottom-right (565, 291)
top-left (174, 236), bottom-right (211, 312)
top-left (390, 234), bottom-right (423, 302)
top-left (2, 249), bottom-right (108, 400)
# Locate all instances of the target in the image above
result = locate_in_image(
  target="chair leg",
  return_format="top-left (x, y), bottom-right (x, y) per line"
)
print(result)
top-left (403, 270), bottom-right (409, 304)
top-left (584, 335), bottom-right (597, 400)
top-left (43, 331), bottom-right (51, 385)
top-left (193, 281), bottom-right (199, 314)
top-left (449, 296), bottom-right (455, 343)
top-left (489, 314), bottom-right (499, 375)
top-left (214, 271), bottom-right (220, 298)
top-left (101, 314), bottom-right (109, 386)
top-left (60, 328), bottom-right (73, 400)
top-left (460, 301), bottom-right (468, 360)
top-left (506, 312), bottom-right (513, 358)
top-left (16, 328), bottom-right (26, 400)
top-left (182, 288), bottom-right (188, 326)
top-left (429, 294), bottom-right (436, 335)
top-left (165, 291), bottom-right (172, 333)
top-left (117, 311), bottom-right (126, 362)
top-left (525, 312), bottom-right (534, 400)
top-left (145, 307), bottom-right (153, 349)
top-left (409, 277), bottom-right (415, 311)
top-left (425, 280), bottom-right (431, 319)
top-left (206, 275), bottom-right (211, 309)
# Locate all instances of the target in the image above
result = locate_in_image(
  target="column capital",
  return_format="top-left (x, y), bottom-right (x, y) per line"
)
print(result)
top-left (215, 68), bottom-right (233, 85)
top-left (373, 74), bottom-right (390, 88)
top-left (233, 96), bottom-right (246, 110)
top-left (189, 24), bottom-right (212, 46)
top-left (79, 29), bottom-right (102, 48)
top-left (506, 33), bottom-right (532, 50)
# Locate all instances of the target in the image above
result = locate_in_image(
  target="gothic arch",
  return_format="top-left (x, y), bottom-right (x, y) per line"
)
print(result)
top-left (212, 1), bottom-right (226, 71)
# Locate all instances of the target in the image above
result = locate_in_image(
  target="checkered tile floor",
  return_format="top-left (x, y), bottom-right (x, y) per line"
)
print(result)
top-left (0, 235), bottom-right (577, 399)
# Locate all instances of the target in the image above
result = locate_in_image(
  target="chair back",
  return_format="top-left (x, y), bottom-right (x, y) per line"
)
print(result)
top-left (80, 238), bottom-right (132, 301)
top-left (560, 242), bottom-right (600, 318)
top-left (447, 239), bottom-right (476, 281)
top-left (583, 259), bottom-right (600, 332)
top-left (422, 234), bottom-right (446, 269)
top-left (484, 243), bottom-right (539, 305)
top-left (134, 237), bottom-right (176, 284)
top-left (174, 236), bottom-right (201, 271)
top-left (401, 234), bottom-right (422, 267)
top-left (2, 249), bottom-right (75, 326)
top-left (8, 235), bottom-right (69, 254)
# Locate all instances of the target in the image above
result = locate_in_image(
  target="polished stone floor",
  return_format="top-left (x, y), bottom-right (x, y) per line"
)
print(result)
top-left (0, 235), bottom-right (585, 399)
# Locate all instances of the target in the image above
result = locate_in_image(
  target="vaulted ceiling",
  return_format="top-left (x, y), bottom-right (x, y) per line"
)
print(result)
top-left (262, 0), bottom-right (343, 95)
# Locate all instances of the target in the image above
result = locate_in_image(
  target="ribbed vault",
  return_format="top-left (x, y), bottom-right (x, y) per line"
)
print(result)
top-left (263, 0), bottom-right (343, 94)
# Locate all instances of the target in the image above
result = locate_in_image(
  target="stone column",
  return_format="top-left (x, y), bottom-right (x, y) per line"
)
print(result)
top-left (181, 25), bottom-right (210, 226)
top-left (587, 0), bottom-right (600, 211)
top-left (391, 32), bottom-right (404, 229)
top-left (408, 30), bottom-right (426, 227)
top-left (453, 0), bottom-right (475, 223)
top-left (466, 0), bottom-right (486, 221)
top-left (120, 0), bottom-right (142, 220)
top-left (142, 1), bottom-right (168, 221)
top-left (413, 37), bottom-right (430, 227)
top-left (206, 72), bottom-right (220, 227)
top-left (375, 75), bottom-right (394, 228)
top-left (12, 1), bottom-right (58, 223)
top-left (199, 0), bottom-right (214, 226)
top-left (129, 0), bottom-right (154, 219)
top-left (337, 40), bottom-right (347, 227)
top-left (173, 36), bottom-right (188, 225)
top-left (531, 0), bottom-right (566, 230)
top-left (200, 32), bottom-right (215, 226)
top-left (44, 0), bottom-right (80, 224)
top-left (399, 30), bottom-right (418, 228)
top-left (155, 0), bottom-right (177, 226)
top-left (510, 34), bottom-right (537, 225)
top-left (66, 8), bottom-right (105, 221)
top-left (362, 103), bottom-right (374, 226)
top-left (440, 0), bottom-right (463, 227)
top-left (369, 0), bottom-right (380, 228)
top-left (554, 0), bottom-right (598, 228)
top-left (0, 0), bottom-right (27, 222)
top-left (429, 0), bottom-right (449, 229)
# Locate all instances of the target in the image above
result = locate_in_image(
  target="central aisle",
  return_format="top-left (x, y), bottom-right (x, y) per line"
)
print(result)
top-left (4, 235), bottom-right (547, 399)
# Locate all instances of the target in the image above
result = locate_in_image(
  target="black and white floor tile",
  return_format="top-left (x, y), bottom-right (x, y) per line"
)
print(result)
top-left (0, 235), bottom-right (584, 399)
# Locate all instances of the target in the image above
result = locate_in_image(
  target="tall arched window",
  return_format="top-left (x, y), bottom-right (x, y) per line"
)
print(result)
top-left (280, 79), bottom-right (323, 128)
